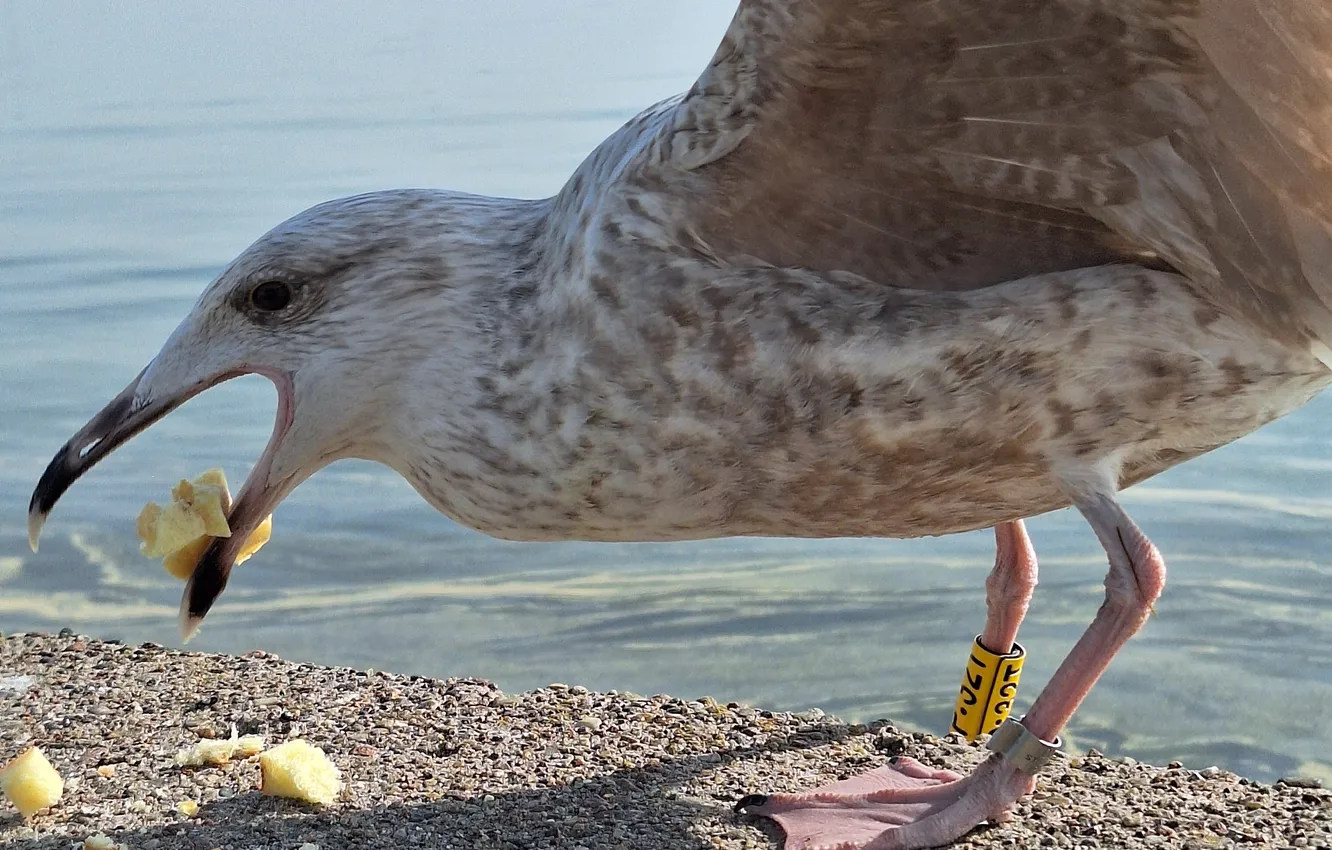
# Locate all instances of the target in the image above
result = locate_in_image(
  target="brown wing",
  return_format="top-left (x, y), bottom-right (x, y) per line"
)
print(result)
top-left (624, 0), bottom-right (1332, 347)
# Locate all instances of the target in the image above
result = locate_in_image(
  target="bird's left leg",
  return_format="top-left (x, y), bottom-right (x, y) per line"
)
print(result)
top-left (737, 484), bottom-right (1165, 850)
top-left (947, 520), bottom-right (1039, 739)
top-left (979, 520), bottom-right (1038, 657)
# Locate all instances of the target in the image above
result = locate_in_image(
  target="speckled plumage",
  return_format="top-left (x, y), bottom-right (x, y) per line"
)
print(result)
top-left (403, 257), bottom-right (1327, 542)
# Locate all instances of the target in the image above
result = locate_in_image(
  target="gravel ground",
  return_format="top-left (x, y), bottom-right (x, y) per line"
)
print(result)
top-left (2, 632), bottom-right (1330, 849)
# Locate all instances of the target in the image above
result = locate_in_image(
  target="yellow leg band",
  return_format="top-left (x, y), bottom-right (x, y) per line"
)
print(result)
top-left (950, 635), bottom-right (1025, 741)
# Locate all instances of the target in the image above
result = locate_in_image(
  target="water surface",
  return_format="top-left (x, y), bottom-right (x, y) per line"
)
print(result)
top-left (4, 1), bottom-right (1332, 784)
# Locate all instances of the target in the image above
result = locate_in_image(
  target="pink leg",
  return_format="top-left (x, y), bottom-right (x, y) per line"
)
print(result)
top-left (982, 520), bottom-right (1038, 654)
top-left (1020, 494), bottom-right (1164, 737)
top-left (947, 521), bottom-right (1037, 740)
top-left (738, 494), bottom-right (1165, 850)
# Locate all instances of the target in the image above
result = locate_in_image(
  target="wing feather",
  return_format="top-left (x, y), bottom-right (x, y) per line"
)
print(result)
top-left (612, 0), bottom-right (1332, 346)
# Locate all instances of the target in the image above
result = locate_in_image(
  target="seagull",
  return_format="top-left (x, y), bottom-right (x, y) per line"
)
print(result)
top-left (28, 1), bottom-right (1332, 847)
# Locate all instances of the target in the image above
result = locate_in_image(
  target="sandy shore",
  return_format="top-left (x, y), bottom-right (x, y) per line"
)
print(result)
top-left (2, 632), bottom-right (1329, 849)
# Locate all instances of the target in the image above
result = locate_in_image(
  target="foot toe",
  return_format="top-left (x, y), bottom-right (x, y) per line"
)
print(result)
top-left (886, 756), bottom-right (965, 783)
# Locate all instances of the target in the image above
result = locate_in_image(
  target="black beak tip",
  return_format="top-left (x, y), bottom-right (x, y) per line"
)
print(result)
top-left (28, 443), bottom-right (80, 552)
top-left (30, 443), bottom-right (74, 517)
top-left (180, 538), bottom-right (232, 642)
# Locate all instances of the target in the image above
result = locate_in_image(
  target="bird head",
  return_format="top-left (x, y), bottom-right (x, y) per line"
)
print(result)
top-left (27, 188), bottom-right (534, 638)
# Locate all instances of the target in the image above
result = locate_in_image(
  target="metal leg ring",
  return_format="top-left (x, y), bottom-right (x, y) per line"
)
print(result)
top-left (986, 715), bottom-right (1062, 774)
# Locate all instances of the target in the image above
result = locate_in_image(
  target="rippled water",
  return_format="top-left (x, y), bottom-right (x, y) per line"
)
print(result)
top-left (5, 1), bottom-right (1332, 784)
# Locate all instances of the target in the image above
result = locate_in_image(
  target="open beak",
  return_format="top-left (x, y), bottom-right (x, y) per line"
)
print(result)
top-left (28, 363), bottom-right (296, 641)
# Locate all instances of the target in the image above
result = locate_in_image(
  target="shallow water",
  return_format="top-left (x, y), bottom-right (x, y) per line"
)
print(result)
top-left (5, 1), bottom-right (1332, 784)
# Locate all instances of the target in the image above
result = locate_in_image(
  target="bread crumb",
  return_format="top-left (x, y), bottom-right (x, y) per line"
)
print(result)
top-left (175, 726), bottom-right (265, 767)
top-left (258, 740), bottom-right (341, 806)
top-left (0, 747), bottom-right (63, 818)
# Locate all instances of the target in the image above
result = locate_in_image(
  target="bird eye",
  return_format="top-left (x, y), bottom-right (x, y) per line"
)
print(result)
top-left (249, 280), bottom-right (292, 312)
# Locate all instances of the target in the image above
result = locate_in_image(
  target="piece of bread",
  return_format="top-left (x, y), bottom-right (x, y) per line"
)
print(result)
top-left (174, 727), bottom-right (266, 767)
top-left (258, 740), bottom-right (341, 806)
top-left (136, 468), bottom-right (272, 580)
top-left (0, 747), bottom-right (63, 817)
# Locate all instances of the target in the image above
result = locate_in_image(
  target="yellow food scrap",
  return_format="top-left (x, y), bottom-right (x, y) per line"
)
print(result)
top-left (258, 740), bottom-right (341, 806)
top-left (161, 535), bottom-right (211, 582)
top-left (191, 466), bottom-right (228, 492)
top-left (236, 514), bottom-right (271, 564)
top-left (175, 727), bottom-right (266, 767)
top-left (136, 502), bottom-right (162, 546)
top-left (160, 514), bottom-right (271, 581)
top-left (173, 477), bottom-right (230, 537)
top-left (0, 746), bottom-right (64, 817)
top-left (235, 734), bottom-right (266, 758)
top-left (135, 468), bottom-right (272, 580)
top-left (175, 799), bottom-right (199, 817)
top-left (138, 496), bottom-right (208, 558)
